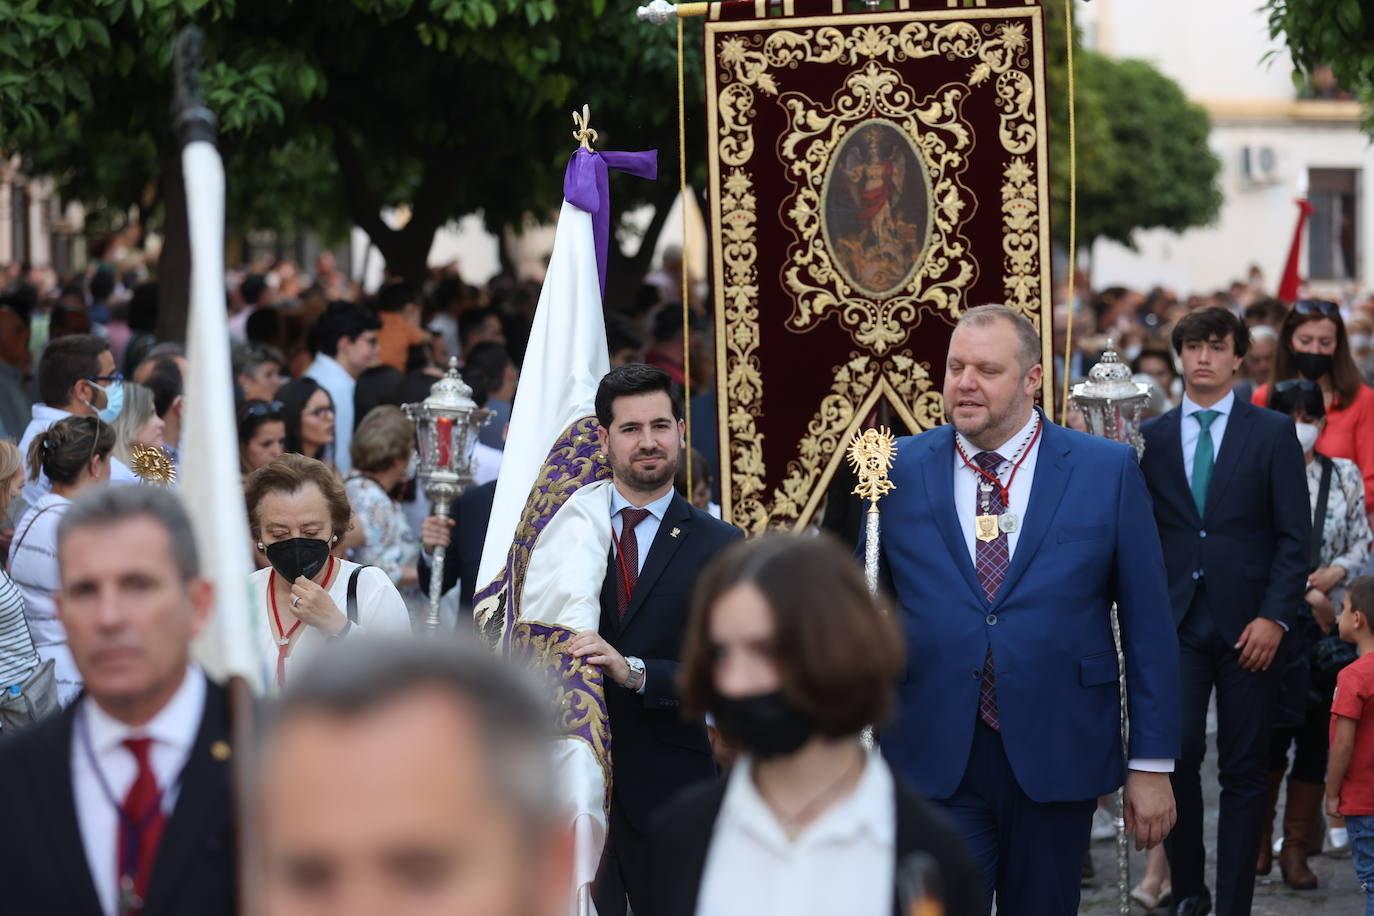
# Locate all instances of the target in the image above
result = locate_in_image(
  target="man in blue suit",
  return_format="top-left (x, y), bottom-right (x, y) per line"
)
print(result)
top-left (1140, 308), bottom-right (1310, 916)
top-left (876, 304), bottom-right (1180, 914)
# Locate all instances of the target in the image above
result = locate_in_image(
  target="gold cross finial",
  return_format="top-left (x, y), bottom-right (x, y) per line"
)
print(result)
top-left (572, 104), bottom-right (598, 152)
top-left (848, 427), bottom-right (897, 510)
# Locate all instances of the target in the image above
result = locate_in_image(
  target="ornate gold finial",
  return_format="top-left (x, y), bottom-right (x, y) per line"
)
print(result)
top-left (847, 427), bottom-right (897, 509)
top-left (572, 104), bottom-right (598, 152)
top-left (130, 444), bottom-right (176, 486)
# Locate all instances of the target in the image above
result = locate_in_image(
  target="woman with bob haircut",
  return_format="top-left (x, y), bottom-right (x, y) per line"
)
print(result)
top-left (647, 533), bottom-right (982, 916)
top-left (245, 453), bottom-right (410, 692)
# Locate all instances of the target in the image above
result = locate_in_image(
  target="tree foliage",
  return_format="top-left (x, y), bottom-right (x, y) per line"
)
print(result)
top-left (0, 0), bottom-right (1220, 312)
top-left (1265, 0), bottom-right (1374, 136)
top-left (1041, 0), bottom-right (1221, 252)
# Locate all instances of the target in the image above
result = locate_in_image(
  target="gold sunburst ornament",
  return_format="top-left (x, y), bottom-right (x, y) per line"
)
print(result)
top-left (130, 444), bottom-right (176, 487)
top-left (848, 427), bottom-right (896, 597)
top-left (847, 427), bottom-right (897, 510)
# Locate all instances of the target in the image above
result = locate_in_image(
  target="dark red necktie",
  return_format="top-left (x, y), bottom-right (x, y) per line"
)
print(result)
top-left (615, 508), bottom-right (652, 621)
top-left (118, 737), bottom-right (167, 914)
top-left (974, 451), bottom-right (1008, 731)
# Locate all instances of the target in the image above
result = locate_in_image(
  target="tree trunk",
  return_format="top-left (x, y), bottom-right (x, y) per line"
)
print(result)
top-left (604, 181), bottom-right (681, 313)
top-left (156, 149), bottom-right (191, 344)
top-left (366, 221), bottom-right (436, 291)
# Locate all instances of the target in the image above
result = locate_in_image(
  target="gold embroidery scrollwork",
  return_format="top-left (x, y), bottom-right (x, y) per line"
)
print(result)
top-left (509, 622), bottom-right (612, 807)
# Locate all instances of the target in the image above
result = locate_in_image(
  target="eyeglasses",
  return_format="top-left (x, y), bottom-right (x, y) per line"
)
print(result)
top-left (1275, 379), bottom-right (1321, 393)
top-left (84, 371), bottom-right (124, 386)
top-left (1293, 300), bottom-right (1340, 319)
top-left (242, 400), bottom-right (284, 418)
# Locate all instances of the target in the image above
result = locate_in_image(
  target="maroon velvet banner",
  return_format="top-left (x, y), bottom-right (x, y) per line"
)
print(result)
top-left (705, 0), bottom-right (1053, 533)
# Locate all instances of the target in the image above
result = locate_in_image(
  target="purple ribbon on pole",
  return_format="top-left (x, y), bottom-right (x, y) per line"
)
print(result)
top-left (563, 147), bottom-right (658, 298)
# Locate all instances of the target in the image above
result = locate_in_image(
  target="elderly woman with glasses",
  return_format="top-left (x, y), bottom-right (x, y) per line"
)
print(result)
top-left (1253, 300), bottom-right (1374, 511)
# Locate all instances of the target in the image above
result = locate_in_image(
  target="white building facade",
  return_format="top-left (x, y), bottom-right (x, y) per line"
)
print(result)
top-left (1080, 0), bottom-right (1372, 298)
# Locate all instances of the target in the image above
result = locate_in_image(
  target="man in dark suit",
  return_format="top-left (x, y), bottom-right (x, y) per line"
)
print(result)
top-left (569, 363), bottom-right (742, 916)
top-left (0, 485), bottom-right (236, 916)
top-left (1140, 307), bottom-right (1310, 916)
top-left (875, 305), bottom-right (1180, 913)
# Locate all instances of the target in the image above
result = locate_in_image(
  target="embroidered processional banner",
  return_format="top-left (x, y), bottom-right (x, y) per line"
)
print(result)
top-left (705, 0), bottom-right (1052, 533)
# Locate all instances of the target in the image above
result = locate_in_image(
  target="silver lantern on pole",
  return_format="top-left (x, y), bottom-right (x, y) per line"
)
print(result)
top-left (403, 358), bottom-right (493, 634)
top-left (1070, 340), bottom-right (1152, 458)
top-left (1069, 339), bottom-right (1153, 916)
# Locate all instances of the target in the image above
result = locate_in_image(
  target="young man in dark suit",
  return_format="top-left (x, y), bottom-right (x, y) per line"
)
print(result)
top-left (0, 485), bottom-right (237, 916)
top-left (1140, 307), bottom-right (1310, 916)
top-left (570, 364), bottom-right (743, 916)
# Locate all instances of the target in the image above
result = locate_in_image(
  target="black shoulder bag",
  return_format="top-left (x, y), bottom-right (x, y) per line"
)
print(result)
top-left (1312, 457), bottom-right (1358, 674)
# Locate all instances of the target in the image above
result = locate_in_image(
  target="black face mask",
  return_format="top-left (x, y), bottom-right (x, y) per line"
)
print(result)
top-left (1292, 351), bottom-right (1334, 381)
top-left (264, 537), bottom-right (332, 582)
top-left (714, 691), bottom-right (817, 760)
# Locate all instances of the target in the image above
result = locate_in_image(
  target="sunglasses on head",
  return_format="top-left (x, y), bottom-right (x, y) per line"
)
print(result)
top-left (1293, 300), bottom-right (1340, 319)
top-left (242, 400), bottom-right (284, 418)
top-left (1274, 379), bottom-right (1321, 393)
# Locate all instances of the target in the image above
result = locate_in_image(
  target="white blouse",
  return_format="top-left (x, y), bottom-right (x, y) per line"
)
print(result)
top-left (695, 749), bottom-right (896, 916)
top-left (248, 557), bottom-right (412, 694)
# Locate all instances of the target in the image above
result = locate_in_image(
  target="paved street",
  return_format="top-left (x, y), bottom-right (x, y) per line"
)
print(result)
top-left (1081, 753), bottom-right (1364, 914)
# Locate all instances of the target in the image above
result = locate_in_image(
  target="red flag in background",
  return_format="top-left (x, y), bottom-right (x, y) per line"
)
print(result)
top-left (1278, 198), bottom-right (1316, 303)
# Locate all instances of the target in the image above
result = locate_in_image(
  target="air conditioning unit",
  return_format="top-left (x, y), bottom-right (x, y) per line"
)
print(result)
top-left (1239, 145), bottom-right (1282, 185)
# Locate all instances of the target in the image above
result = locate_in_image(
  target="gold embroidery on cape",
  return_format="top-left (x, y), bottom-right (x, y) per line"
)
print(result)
top-left (509, 621), bottom-right (612, 811)
top-left (472, 418), bottom-right (610, 649)
top-left (710, 10), bottom-right (1046, 534)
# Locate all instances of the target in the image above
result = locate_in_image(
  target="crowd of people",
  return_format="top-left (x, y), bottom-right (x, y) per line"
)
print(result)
top-left (0, 243), bottom-right (1373, 915)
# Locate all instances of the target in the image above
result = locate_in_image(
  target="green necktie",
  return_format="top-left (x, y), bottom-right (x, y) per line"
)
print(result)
top-left (1191, 409), bottom-right (1219, 516)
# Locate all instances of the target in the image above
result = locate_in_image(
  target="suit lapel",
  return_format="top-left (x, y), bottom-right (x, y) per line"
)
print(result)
top-left (619, 494), bottom-right (693, 633)
top-left (919, 428), bottom-right (987, 607)
top-left (1153, 408), bottom-right (1201, 524)
top-left (1203, 397), bottom-right (1255, 518)
top-left (994, 417), bottom-right (1074, 606)
top-left (40, 705), bottom-right (104, 912)
top-left (142, 684), bottom-right (233, 916)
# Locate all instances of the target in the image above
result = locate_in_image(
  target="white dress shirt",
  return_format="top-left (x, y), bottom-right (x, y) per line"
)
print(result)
top-left (304, 353), bottom-right (356, 474)
top-left (953, 409), bottom-right (1042, 563)
top-left (608, 485), bottom-right (676, 576)
top-left (695, 749), bottom-right (896, 916)
top-left (953, 409), bottom-right (1172, 774)
top-left (1180, 389), bottom-right (1235, 484)
top-left (606, 485), bottom-right (675, 695)
top-left (72, 666), bottom-right (207, 916)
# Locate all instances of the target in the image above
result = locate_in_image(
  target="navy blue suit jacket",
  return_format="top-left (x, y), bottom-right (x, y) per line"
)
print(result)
top-left (1139, 397), bottom-right (1310, 642)
top-left (875, 415), bottom-right (1180, 803)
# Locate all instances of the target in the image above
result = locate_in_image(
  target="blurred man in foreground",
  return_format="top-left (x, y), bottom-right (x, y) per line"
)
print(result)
top-left (258, 636), bottom-right (574, 916)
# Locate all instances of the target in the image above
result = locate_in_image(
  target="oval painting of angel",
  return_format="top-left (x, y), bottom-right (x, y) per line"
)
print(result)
top-left (821, 120), bottom-right (932, 299)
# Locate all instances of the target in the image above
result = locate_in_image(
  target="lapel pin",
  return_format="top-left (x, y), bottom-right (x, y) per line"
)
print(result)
top-left (211, 740), bottom-right (232, 762)
top-left (670, 527), bottom-right (681, 538)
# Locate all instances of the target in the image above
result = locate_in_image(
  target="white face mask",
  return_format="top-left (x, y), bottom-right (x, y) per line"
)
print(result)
top-left (1295, 422), bottom-right (1320, 455)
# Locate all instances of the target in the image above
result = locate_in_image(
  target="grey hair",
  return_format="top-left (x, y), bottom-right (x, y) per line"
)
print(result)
top-left (57, 484), bottom-right (200, 581)
top-left (958, 304), bottom-right (1043, 371)
top-left (267, 635), bottom-right (560, 832)
top-left (110, 381), bottom-right (158, 467)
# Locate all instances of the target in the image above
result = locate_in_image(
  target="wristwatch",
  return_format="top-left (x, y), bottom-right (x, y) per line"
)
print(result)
top-left (623, 656), bottom-right (646, 691)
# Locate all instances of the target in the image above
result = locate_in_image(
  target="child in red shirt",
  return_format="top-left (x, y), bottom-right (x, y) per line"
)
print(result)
top-left (1327, 575), bottom-right (1374, 913)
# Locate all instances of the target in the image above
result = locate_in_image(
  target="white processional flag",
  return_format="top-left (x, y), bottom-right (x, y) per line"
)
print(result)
top-left (476, 145), bottom-right (656, 915)
top-left (180, 138), bottom-right (272, 694)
